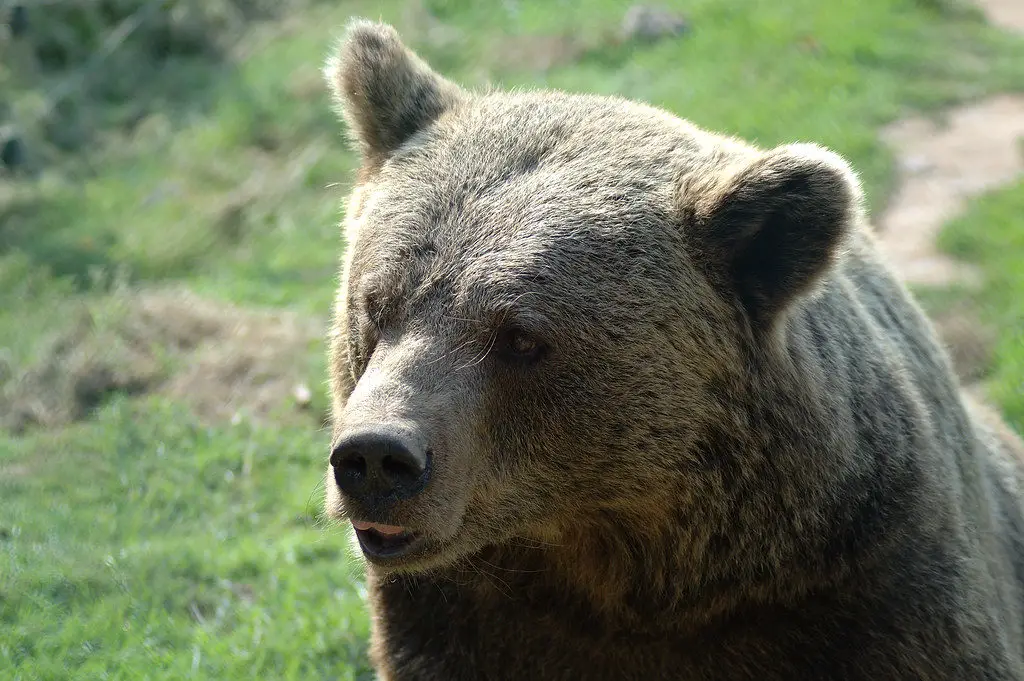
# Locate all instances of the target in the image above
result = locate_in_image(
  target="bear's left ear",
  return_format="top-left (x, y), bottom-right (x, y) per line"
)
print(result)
top-left (684, 143), bottom-right (864, 329)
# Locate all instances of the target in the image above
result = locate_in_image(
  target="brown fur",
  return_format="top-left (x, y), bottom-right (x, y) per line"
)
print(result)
top-left (320, 19), bottom-right (1024, 680)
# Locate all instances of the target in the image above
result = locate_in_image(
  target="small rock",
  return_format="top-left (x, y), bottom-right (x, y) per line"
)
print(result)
top-left (899, 155), bottom-right (934, 175)
top-left (8, 5), bottom-right (27, 38)
top-left (293, 382), bottom-right (312, 408)
top-left (1, 136), bottom-right (25, 170)
top-left (621, 5), bottom-right (689, 43)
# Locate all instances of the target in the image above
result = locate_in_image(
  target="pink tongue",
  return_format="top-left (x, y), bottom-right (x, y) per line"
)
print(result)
top-left (352, 521), bottom-right (406, 536)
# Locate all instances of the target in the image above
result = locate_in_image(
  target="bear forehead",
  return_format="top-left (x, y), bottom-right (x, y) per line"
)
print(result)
top-left (356, 165), bottom-right (681, 307)
top-left (390, 91), bottom-right (730, 185)
top-left (357, 91), bottom-right (735, 249)
top-left (347, 91), bottom-right (752, 315)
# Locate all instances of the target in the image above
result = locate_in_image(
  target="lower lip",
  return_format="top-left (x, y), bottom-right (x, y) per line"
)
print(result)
top-left (353, 525), bottom-right (423, 560)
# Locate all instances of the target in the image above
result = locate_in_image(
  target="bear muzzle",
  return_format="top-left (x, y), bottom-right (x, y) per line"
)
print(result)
top-left (330, 425), bottom-right (435, 561)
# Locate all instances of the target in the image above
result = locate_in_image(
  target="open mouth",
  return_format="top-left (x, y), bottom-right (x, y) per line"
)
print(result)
top-left (352, 521), bottom-right (423, 560)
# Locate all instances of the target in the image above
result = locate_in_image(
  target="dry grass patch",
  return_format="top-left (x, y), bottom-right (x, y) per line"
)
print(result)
top-left (1, 288), bottom-right (325, 433)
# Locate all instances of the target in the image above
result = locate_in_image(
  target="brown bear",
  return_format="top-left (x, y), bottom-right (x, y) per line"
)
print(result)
top-left (320, 18), bottom-right (1024, 681)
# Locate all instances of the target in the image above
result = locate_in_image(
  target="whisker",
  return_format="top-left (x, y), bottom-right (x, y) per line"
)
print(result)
top-left (457, 328), bottom-right (498, 371)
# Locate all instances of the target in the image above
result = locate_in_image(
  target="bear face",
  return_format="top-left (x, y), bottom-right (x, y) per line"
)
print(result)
top-left (323, 20), bottom-right (864, 576)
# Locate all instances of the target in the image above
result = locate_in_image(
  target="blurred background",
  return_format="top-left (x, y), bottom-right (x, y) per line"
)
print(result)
top-left (1, 0), bottom-right (1022, 678)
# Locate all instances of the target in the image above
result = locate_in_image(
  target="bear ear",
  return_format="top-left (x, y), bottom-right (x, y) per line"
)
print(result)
top-left (324, 19), bottom-right (466, 169)
top-left (685, 143), bottom-right (863, 329)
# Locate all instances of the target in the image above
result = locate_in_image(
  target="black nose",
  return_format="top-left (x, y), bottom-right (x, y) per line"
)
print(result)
top-left (331, 428), bottom-right (430, 504)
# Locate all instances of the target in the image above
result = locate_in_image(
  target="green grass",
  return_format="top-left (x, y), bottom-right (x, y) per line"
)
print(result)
top-left (936, 180), bottom-right (1024, 430)
top-left (1, 397), bottom-right (370, 680)
top-left (3, 0), bottom-right (1024, 677)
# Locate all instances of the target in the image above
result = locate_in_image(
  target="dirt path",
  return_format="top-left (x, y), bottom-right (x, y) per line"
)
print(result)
top-left (981, 0), bottom-right (1024, 32)
top-left (874, 0), bottom-right (1024, 385)
top-left (876, 0), bottom-right (1024, 288)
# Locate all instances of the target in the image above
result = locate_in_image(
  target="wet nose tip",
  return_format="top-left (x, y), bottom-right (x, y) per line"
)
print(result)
top-left (331, 428), bottom-right (429, 502)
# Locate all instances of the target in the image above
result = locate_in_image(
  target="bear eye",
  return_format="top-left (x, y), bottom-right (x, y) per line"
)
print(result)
top-left (497, 327), bottom-right (547, 364)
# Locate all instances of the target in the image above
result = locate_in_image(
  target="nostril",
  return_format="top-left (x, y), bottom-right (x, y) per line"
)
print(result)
top-left (332, 445), bottom-right (369, 493)
top-left (381, 453), bottom-right (416, 483)
top-left (341, 453), bottom-right (368, 479)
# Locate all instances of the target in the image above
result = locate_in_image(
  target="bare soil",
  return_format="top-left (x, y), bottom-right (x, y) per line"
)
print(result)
top-left (980, 0), bottom-right (1024, 32)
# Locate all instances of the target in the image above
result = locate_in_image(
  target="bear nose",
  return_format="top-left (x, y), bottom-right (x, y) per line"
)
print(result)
top-left (331, 428), bottom-right (430, 504)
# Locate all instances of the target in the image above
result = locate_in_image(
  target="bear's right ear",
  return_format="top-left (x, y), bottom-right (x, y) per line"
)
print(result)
top-left (324, 19), bottom-right (466, 170)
